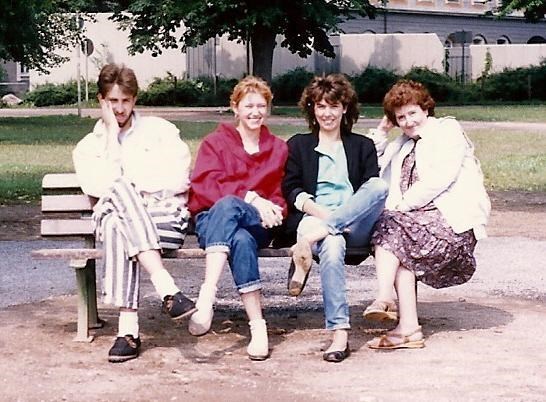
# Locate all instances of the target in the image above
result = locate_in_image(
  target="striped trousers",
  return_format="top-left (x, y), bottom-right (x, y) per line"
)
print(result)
top-left (92, 177), bottom-right (189, 309)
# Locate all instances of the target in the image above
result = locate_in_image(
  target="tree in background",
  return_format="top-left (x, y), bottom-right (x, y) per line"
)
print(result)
top-left (0, 0), bottom-right (87, 72)
top-left (110, 0), bottom-right (376, 83)
top-left (498, 0), bottom-right (546, 22)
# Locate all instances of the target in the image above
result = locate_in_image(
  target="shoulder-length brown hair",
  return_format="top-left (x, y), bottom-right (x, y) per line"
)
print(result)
top-left (97, 63), bottom-right (139, 98)
top-left (383, 80), bottom-right (435, 126)
top-left (298, 73), bottom-right (359, 135)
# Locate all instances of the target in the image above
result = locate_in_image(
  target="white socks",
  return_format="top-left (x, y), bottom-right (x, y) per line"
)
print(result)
top-left (150, 268), bottom-right (180, 299)
top-left (188, 284), bottom-right (217, 336)
top-left (247, 318), bottom-right (269, 360)
top-left (118, 310), bottom-right (139, 338)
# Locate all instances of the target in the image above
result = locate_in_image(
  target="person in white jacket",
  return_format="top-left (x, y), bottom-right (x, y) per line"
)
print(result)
top-left (73, 63), bottom-right (195, 363)
top-left (363, 80), bottom-right (490, 349)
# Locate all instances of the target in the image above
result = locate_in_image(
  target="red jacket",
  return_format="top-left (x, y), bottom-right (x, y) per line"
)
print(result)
top-left (189, 123), bottom-right (288, 217)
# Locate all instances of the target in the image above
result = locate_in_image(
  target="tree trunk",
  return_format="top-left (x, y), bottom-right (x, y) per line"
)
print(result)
top-left (250, 26), bottom-right (276, 84)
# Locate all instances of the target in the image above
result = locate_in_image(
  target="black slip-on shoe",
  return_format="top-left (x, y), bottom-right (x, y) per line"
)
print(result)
top-left (108, 335), bottom-right (141, 363)
top-left (323, 344), bottom-right (350, 363)
top-left (162, 291), bottom-right (197, 320)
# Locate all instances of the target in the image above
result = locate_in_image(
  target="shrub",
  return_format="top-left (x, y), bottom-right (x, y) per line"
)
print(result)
top-left (196, 76), bottom-right (239, 106)
top-left (403, 67), bottom-right (460, 102)
top-left (25, 80), bottom-right (98, 106)
top-left (352, 67), bottom-right (399, 103)
top-left (271, 67), bottom-right (314, 104)
top-left (481, 61), bottom-right (546, 101)
top-left (138, 76), bottom-right (204, 106)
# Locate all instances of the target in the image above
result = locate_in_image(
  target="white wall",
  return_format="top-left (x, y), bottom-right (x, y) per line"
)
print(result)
top-left (470, 44), bottom-right (546, 80)
top-left (339, 33), bottom-right (445, 75)
top-left (29, 13), bottom-right (186, 90)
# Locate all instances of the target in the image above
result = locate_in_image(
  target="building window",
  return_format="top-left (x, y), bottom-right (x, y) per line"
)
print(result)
top-left (496, 35), bottom-right (511, 45)
top-left (445, 0), bottom-right (460, 4)
top-left (16, 63), bottom-right (29, 81)
top-left (472, 34), bottom-right (487, 44)
top-left (528, 36), bottom-right (546, 44)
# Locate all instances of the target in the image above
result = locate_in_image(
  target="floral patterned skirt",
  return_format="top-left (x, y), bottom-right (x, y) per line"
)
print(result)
top-left (371, 208), bottom-right (477, 289)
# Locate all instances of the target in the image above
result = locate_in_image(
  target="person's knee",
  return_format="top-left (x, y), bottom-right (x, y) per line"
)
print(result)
top-left (212, 195), bottom-right (244, 214)
top-left (366, 177), bottom-right (389, 199)
top-left (297, 216), bottom-right (325, 238)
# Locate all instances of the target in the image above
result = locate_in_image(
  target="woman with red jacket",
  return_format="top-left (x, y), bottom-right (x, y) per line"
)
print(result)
top-left (187, 76), bottom-right (288, 360)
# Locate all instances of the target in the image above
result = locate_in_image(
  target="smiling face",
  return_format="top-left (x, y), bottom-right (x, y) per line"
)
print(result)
top-left (104, 84), bottom-right (137, 130)
top-left (394, 103), bottom-right (429, 139)
top-left (313, 98), bottom-right (346, 136)
top-left (232, 91), bottom-right (268, 134)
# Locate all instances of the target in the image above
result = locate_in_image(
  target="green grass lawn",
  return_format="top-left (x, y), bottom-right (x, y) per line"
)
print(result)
top-left (1, 114), bottom-right (545, 202)
top-left (275, 104), bottom-right (546, 122)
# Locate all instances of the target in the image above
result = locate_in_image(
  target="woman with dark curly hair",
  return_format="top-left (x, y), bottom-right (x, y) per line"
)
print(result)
top-left (364, 80), bottom-right (490, 349)
top-left (282, 73), bottom-right (388, 362)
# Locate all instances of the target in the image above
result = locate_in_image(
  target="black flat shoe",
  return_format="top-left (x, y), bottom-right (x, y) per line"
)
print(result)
top-left (322, 344), bottom-right (350, 363)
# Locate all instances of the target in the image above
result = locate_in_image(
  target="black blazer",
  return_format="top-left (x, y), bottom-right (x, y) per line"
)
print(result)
top-left (275, 131), bottom-right (379, 247)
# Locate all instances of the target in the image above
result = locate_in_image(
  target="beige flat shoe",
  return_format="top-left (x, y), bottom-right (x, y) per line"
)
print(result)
top-left (288, 240), bottom-right (313, 296)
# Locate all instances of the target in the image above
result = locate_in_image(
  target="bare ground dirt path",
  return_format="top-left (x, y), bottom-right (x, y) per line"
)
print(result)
top-left (0, 190), bottom-right (545, 401)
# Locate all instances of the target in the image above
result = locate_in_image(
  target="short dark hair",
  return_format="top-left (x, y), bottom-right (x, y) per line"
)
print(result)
top-left (97, 63), bottom-right (139, 98)
top-left (298, 74), bottom-right (359, 135)
top-left (383, 80), bottom-right (435, 126)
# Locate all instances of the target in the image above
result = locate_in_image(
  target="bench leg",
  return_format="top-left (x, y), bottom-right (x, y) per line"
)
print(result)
top-left (85, 259), bottom-right (104, 330)
top-left (71, 259), bottom-right (94, 342)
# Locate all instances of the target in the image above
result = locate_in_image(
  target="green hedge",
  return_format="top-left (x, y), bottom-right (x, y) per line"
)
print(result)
top-left (23, 64), bottom-right (546, 107)
top-left (25, 80), bottom-right (98, 107)
top-left (271, 67), bottom-right (315, 104)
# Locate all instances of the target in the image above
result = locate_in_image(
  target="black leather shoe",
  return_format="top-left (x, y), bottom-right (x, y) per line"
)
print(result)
top-left (162, 291), bottom-right (197, 320)
top-left (108, 335), bottom-right (141, 363)
top-left (322, 344), bottom-right (350, 363)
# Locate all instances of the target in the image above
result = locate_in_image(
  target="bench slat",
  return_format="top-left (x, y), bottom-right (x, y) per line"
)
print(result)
top-left (41, 219), bottom-right (94, 236)
top-left (42, 173), bottom-right (80, 190)
top-left (42, 194), bottom-right (95, 212)
top-left (31, 246), bottom-right (369, 260)
top-left (32, 247), bottom-right (294, 260)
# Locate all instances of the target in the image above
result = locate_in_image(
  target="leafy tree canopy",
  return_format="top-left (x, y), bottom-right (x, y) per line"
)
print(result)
top-left (109, 0), bottom-right (376, 82)
top-left (0, 0), bottom-right (86, 72)
top-left (498, 0), bottom-right (546, 22)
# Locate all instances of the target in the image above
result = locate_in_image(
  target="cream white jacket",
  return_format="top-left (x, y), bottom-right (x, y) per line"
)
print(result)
top-left (72, 113), bottom-right (191, 206)
top-left (369, 116), bottom-right (490, 239)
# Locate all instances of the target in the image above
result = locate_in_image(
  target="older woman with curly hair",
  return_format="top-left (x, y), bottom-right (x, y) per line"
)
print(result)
top-left (364, 80), bottom-right (490, 349)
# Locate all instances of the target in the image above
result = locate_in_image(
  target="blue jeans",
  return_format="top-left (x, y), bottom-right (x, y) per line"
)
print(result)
top-left (195, 196), bottom-right (271, 294)
top-left (297, 177), bottom-right (388, 330)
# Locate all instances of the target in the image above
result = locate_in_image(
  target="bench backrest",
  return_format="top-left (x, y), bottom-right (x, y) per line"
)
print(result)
top-left (40, 173), bottom-right (96, 239)
top-left (38, 173), bottom-right (369, 262)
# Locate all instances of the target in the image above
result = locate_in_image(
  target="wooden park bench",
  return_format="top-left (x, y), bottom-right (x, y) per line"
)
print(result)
top-left (31, 173), bottom-right (370, 342)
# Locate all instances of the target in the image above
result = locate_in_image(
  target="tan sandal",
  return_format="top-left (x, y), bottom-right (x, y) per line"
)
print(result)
top-left (367, 326), bottom-right (425, 350)
top-left (363, 300), bottom-right (398, 322)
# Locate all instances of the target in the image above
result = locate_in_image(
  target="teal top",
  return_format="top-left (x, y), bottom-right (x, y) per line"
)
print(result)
top-left (314, 141), bottom-right (353, 211)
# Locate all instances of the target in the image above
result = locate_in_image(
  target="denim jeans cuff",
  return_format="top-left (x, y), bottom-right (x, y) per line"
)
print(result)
top-left (325, 222), bottom-right (343, 236)
top-left (237, 280), bottom-right (262, 294)
top-left (205, 243), bottom-right (230, 254)
top-left (327, 323), bottom-right (351, 331)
